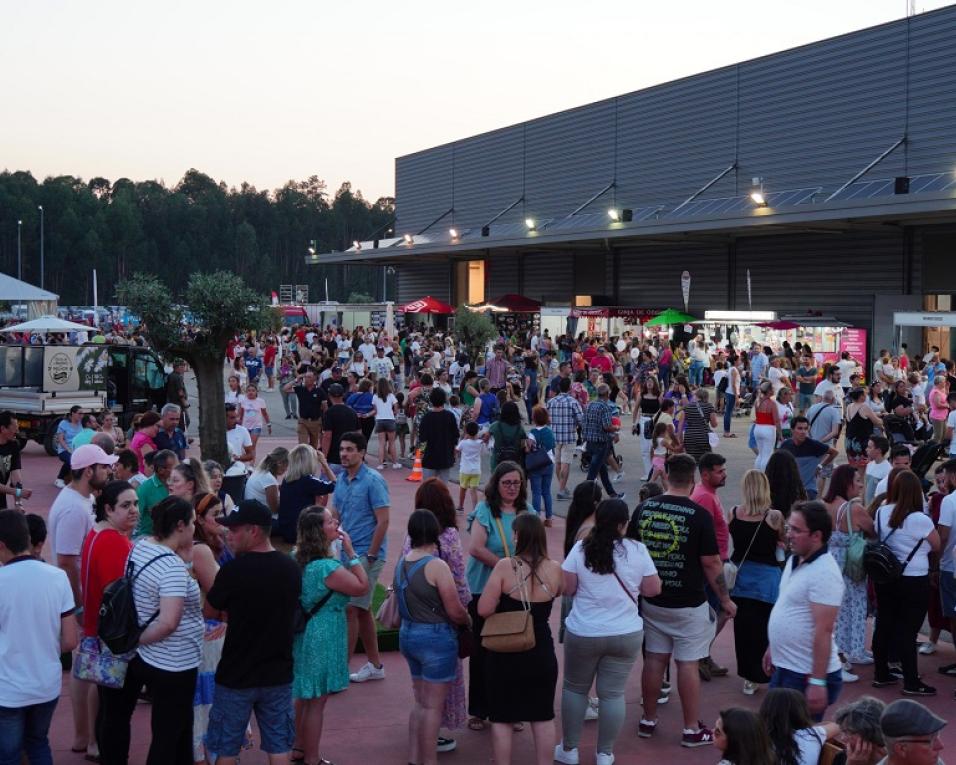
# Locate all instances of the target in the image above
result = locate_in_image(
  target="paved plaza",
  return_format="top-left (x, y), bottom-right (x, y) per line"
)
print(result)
top-left (27, 377), bottom-right (956, 764)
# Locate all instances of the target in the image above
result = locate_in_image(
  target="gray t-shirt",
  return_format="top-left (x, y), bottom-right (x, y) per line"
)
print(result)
top-left (806, 403), bottom-right (843, 444)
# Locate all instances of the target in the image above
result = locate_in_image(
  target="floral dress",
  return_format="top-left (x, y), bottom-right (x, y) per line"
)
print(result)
top-left (829, 501), bottom-right (868, 660)
top-left (293, 558), bottom-right (351, 698)
top-left (402, 526), bottom-right (469, 730)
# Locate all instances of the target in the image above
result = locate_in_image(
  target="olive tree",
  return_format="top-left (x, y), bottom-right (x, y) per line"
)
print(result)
top-left (118, 271), bottom-right (272, 465)
top-left (453, 305), bottom-right (497, 363)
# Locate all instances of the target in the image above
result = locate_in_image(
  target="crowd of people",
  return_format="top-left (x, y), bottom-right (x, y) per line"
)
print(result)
top-left (1, 319), bottom-right (955, 765)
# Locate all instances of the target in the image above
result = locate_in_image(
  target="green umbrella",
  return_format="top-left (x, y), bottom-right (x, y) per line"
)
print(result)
top-left (644, 308), bottom-right (699, 326)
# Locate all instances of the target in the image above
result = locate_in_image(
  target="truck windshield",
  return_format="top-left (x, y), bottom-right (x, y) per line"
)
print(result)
top-left (133, 355), bottom-right (165, 390)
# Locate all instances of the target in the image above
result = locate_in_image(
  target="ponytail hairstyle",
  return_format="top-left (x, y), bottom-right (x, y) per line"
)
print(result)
top-left (582, 499), bottom-right (630, 575)
top-left (173, 457), bottom-right (211, 496)
top-left (256, 446), bottom-right (289, 476)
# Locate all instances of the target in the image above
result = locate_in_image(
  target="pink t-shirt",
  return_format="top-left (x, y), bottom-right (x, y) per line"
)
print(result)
top-left (691, 483), bottom-right (729, 560)
top-left (240, 397), bottom-right (267, 430)
top-left (130, 431), bottom-right (156, 473)
top-left (929, 387), bottom-right (949, 422)
top-left (590, 354), bottom-right (613, 373)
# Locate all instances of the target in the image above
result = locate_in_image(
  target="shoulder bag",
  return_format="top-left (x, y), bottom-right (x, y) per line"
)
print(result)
top-left (839, 501), bottom-right (867, 583)
top-left (481, 558), bottom-right (536, 653)
top-left (524, 429), bottom-right (552, 474)
top-left (74, 531), bottom-right (133, 689)
top-left (863, 512), bottom-right (924, 585)
top-left (375, 555), bottom-right (432, 629)
top-left (723, 508), bottom-right (763, 592)
top-left (493, 515), bottom-right (512, 558)
top-left (293, 588), bottom-right (335, 634)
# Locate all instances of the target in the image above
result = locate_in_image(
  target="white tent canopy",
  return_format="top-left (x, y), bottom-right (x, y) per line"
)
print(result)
top-left (0, 272), bottom-right (58, 319)
top-left (1, 315), bottom-right (92, 334)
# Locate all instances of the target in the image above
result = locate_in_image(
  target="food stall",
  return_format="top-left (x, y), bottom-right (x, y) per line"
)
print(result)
top-left (397, 295), bottom-right (455, 330)
top-left (569, 306), bottom-right (660, 339)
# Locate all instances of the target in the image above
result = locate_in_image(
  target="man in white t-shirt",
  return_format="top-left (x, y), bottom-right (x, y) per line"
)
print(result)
top-left (874, 446), bottom-right (914, 498)
top-left (936, 458), bottom-right (956, 675)
top-left (0, 510), bottom-right (79, 763)
top-left (766, 501), bottom-right (844, 720)
top-left (813, 367), bottom-right (845, 407)
top-left (863, 436), bottom-right (891, 505)
top-left (359, 337), bottom-right (377, 364)
top-left (369, 347), bottom-right (393, 381)
top-left (225, 404), bottom-right (255, 477)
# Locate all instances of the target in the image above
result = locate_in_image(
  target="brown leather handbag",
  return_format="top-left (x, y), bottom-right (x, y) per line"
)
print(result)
top-left (480, 558), bottom-right (535, 653)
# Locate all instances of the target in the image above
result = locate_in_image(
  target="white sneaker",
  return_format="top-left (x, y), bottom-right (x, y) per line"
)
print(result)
top-left (918, 642), bottom-right (937, 655)
top-left (595, 754), bottom-right (615, 765)
top-left (392, 462), bottom-right (403, 469)
top-left (613, 471), bottom-right (624, 482)
top-left (553, 743), bottom-right (580, 765)
top-left (584, 697), bottom-right (599, 720)
top-left (743, 680), bottom-right (758, 696)
top-left (54, 479), bottom-right (65, 489)
top-left (349, 661), bottom-right (385, 683)
top-left (841, 669), bottom-right (859, 683)
top-left (376, 464), bottom-right (385, 470)
top-left (850, 653), bottom-right (875, 664)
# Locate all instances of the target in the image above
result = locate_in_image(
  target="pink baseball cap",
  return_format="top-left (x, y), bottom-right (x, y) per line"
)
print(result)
top-left (71, 444), bottom-right (119, 470)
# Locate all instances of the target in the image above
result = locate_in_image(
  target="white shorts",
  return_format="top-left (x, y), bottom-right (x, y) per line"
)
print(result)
top-left (554, 443), bottom-right (576, 466)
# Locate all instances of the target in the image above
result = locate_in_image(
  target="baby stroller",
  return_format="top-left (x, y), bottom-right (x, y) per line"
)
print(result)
top-left (579, 440), bottom-right (624, 473)
top-left (883, 414), bottom-right (917, 445)
top-left (735, 386), bottom-right (755, 418)
top-left (911, 440), bottom-right (947, 489)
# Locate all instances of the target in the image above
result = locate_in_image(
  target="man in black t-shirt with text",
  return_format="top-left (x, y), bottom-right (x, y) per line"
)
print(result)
top-left (626, 454), bottom-right (736, 747)
top-left (0, 412), bottom-right (30, 509)
top-left (204, 500), bottom-right (302, 764)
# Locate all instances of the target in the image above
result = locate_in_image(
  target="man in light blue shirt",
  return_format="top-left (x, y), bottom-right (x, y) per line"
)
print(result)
top-left (750, 346), bottom-right (770, 384)
top-left (333, 431), bottom-right (390, 683)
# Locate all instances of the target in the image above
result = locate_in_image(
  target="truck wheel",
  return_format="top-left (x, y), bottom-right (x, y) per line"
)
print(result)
top-left (44, 419), bottom-right (62, 457)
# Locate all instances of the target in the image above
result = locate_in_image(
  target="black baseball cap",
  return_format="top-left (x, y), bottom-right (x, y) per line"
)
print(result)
top-left (218, 499), bottom-right (272, 528)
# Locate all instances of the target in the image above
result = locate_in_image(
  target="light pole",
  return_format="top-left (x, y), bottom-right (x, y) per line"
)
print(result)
top-left (16, 220), bottom-right (22, 281)
top-left (37, 205), bottom-right (44, 289)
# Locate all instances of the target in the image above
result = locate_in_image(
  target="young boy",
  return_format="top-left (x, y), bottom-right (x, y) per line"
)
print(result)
top-left (455, 422), bottom-right (485, 513)
top-left (863, 435), bottom-right (890, 505)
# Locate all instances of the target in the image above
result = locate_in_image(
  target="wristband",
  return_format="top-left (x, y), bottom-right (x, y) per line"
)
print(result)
top-left (348, 557), bottom-right (362, 568)
top-left (807, 677), bottom-right (827, 687)
top-left (15, 488), bottom-right (21, 499)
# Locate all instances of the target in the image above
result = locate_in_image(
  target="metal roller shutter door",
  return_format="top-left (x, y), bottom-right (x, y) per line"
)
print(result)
top-left (523, 252), bottom-right (574, 303)
top-left (616, 245), bottom-right (730, 314)
top-left (734, 231), bottom-right (905, 330)
top-left (396, 262), bottom-right (451, 305)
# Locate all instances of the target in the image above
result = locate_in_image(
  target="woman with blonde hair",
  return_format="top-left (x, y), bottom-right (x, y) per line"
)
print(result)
top-left (728, 469), bottom-right (785, 696)
top-left (244, 446), bottom-right (289, 520)
top-left (169, 458), bottom-right (212, 503)
top-left (276, 445), bottom-right (336, 544)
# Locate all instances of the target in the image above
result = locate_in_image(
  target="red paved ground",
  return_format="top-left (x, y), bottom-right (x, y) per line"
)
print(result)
top-left (20, 437), bottom-right (955, 764)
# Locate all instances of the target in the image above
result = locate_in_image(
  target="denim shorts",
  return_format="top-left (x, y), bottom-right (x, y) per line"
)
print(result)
top-left (205, 683), bottom-right (294, 757)
top-left (399, 621), bottom-right (458, 683)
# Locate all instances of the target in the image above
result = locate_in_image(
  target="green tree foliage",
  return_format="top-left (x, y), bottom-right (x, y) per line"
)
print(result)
top-left (453, 306), bottom-right (497, 361)
top-left (0, 169), bottom-right (396, 303)
top-left (117, 271), bottom-right (272, 464)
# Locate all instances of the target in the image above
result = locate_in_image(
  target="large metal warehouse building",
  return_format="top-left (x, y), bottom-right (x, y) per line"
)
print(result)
top-left (318, 6), bottom-right (956, 357)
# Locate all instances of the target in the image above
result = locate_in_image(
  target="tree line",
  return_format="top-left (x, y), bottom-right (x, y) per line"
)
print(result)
top-left (0, 168), bottom-right (396, 304)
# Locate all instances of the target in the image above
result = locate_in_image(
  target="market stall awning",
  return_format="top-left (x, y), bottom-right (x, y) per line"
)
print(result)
top-left (569, 306), bottom-right (659, 322)
top-left (644, 308), bottom-right (699, 327)
top-left (1, 315), bottom-right (95, 333)
top-left (398, 296), bottom-right (455, 314)
top-left (756, 320), bottom-right (801, 330)
top-left (490, 294), bottom-right (541, 313)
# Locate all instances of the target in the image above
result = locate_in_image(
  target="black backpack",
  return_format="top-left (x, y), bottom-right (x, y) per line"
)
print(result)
top-left (98, 552), bottom-right (174, 655)
top-left (862, 513), bottom-right (924, 585)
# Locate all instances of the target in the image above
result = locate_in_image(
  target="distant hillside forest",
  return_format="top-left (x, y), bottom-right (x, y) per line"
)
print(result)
top-left (0, 168), bottom-right (395, 304)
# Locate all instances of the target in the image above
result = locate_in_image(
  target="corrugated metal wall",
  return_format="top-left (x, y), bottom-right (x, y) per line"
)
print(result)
top-left (733, 231), bottom-right (906, 330)
top-left (395, 6), bottom-right (956, 234)
top-left (616, 244), bottom-right (731, 314)
top-left (486, 255), bottom-right (520, 297)
top-left (522, 252), bottom-right (575, 303)
top-left (396, 262), bottom-right (451, 305)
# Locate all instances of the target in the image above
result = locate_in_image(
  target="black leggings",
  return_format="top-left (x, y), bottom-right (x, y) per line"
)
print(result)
top-left (98, 654), bottom-right (197, 765)
top-left (872, 575), bottom-right (929, 688)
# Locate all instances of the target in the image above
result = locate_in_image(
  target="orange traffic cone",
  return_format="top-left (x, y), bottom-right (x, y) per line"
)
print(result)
top-left (406, 449), bottom-right (423, 482)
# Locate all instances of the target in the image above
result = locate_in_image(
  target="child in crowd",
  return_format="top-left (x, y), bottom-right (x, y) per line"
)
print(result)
top-left (455, 421), bottom-right (485, 513)
top-left (25, 513), bottom-right (47, 559)
top-left (863, 435), bottom-right (890, 505)
top-left (394, 392), bottom-right (409, 459)
top-left (448, 394), bottom-right (464, 428)
top-left (239, 383), bottom-right (271, 453)
top-left (649, 421), bottom-right (681, 485)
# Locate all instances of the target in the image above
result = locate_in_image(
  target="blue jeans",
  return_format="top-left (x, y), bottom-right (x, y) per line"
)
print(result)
top-left (658, 365), bottom-right (670, 390)
top-left (585, 440), bottom-right (615, 495)
top-left (769, 667), bottom-right (842, 721)
top-left (723, 392), bottom-right (736, 434)
top-left (688, 360), bottom-right (704, 387)
top-left (529, 464), bottom-right (554, 518)
top-left (0, 698), bottom-right (58, 765)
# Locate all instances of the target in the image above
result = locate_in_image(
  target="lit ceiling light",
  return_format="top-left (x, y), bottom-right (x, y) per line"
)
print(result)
top-left (352, 240), bottom-right (362, 251)
top-left (449, 228), bottom-right (459, 240)
top-left (403, 233), bottom-right (414, 244)
top-left (608, 208), bottom-right (633, 222)
top-left (608, 208), bottom-right (620, 221)
top-left (307, 246), bottom-right (316, 255)
top-left (750, 191), bottom-right (767, 206)
top-left (525, 218), bottom-right (536, 231)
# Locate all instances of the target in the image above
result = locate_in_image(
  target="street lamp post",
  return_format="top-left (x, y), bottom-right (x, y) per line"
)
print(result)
top-left (37, 205), bottom-right (44, 289)
top-left (16, 220), bottom-right (22, 281)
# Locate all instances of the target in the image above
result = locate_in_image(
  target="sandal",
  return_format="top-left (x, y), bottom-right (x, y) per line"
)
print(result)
top-left (468, 717), bottom-right (487, 731)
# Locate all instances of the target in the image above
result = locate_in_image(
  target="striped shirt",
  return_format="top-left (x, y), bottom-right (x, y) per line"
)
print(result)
top-left (546, 393), bottom-right (584, 444)
top-left (128, 540), bottom-right (203, 672)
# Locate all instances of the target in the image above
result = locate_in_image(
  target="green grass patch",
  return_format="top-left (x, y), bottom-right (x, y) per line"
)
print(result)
top-left (356, 582), bottom-right (400, 653)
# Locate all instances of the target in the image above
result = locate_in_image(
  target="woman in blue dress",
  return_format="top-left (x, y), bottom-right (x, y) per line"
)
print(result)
top-left (291, 507), bottom-right (369, 765)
